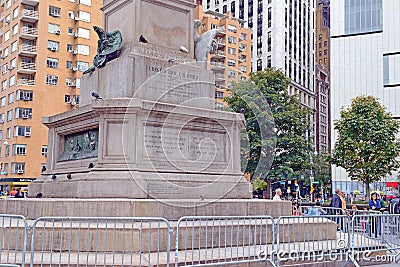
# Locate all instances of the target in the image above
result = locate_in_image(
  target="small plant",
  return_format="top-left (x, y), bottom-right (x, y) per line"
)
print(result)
top-left (252, 177), bottom-right (267, 193)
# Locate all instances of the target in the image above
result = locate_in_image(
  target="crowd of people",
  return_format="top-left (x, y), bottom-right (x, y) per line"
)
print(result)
top-left (270, 187), bottom-right (400, 237)
top-left (271, 187), bottom-right (400, 216)
top-left (0, 188), bottom-right (27, 198)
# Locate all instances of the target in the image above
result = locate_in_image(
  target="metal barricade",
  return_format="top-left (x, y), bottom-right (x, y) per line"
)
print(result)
top-left (0, 214), bottom-right (28, 267)
top-left (349, 213), bottom-right (400, 266)
top-left (174, 216), bottom-right (275, 267)
top-left (276, 215), bottom-right (350, 265)
top-left (298, 206), bottom-right (347, 217)
top-left (30, 217), bottom-right (172, 267)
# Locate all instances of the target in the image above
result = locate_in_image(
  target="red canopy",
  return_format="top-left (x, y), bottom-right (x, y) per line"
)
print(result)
top-left (386, 182), bottom-right (399, 188)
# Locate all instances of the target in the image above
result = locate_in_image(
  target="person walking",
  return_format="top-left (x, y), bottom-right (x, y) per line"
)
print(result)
top-left (331, 188), bottom-right (343, 230)
top-left (331, 189), bottom-right (342, 210)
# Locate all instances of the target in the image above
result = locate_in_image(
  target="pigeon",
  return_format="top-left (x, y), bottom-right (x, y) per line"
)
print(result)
top-left (168, 58), bottom-right (177, 63)
top-left (139, 35), bottom-right (148, 43)
top-left (180, 46), bottom-right (189, 53)
top-left (91, 92), bottom-right (103, 100)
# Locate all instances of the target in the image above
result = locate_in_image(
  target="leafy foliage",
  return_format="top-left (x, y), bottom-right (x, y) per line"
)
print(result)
top-left (225, 68), bottom-right (313, 181)
top-left (252, 177), bottom-right (267, 192)
top-left (329, 95), bottom-right (400, 196)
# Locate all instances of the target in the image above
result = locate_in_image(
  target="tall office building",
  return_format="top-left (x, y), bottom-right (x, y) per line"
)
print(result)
top-left (331, 0), bottom-right (400, 191)
top-left (316, 0), bottom-right (330, 69)
top-left (204, 0), bottom-right (317, 140)
top-left (315, 0), bottom-right (330, 154)
top-left (0, 0), bottom-right (101, 191)
top-left (194, 5), bottom-right (252, 109)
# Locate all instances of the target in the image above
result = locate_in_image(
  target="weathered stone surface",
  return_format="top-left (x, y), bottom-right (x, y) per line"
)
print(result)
top-left (31, 98), bottom-right (249, 200)
top-left (0, 199), bottom-right (292, 220)
top-left (30, 0), bottom-right (251, 200)
top-left (102, 0), bottom-right (196, 58)
top-left (80, 53), bottom-right (214, 108)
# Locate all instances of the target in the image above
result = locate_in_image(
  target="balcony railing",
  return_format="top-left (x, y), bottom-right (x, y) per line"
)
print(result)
top-left (20, 9), bottom-right (39, 21)
top-left (19, 44), bottom-right (37, 54)
top-left (17, 79), bottom-right (35, 86)
top-left (216, 38), bottom-right (226, 46)
top-left (211, 51), bottom-right (226, 59)
top-left (18, 62), bottom-right (36, 71)
top-left (215, 73), bottom-right (225, 81)
top-left (210, 62), bottom-right (226, 69)
top-left (21, 27), bottom-right (38, 36)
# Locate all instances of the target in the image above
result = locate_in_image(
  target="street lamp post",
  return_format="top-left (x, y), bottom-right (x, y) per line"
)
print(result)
top-left (310, 152), bottom-right (314, 202)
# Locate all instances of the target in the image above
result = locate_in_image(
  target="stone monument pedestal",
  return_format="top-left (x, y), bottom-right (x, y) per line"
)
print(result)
top-left (29, 0), bottom-right (252, 201)
top-left (29, 97), bottom-right (251, 200)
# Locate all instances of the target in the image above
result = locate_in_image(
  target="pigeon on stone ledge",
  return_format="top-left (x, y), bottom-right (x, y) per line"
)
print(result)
top-left (139, 35), bottom-right (148, 43)
top-left (91, 92), bottom-right (103, 100)
top-left (180, 46), bottom-right (189, 53)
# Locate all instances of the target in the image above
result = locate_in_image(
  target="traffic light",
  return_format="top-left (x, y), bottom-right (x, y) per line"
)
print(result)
top-left (310, 186), bottom-right (315, 193)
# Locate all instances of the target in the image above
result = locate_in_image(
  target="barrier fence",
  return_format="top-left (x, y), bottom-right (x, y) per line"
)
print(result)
top-left (275, 214), bottom-right (351, 265)
top-left (0, 213), bottom-right (398, 267)
top-left (0, 215), bottom-right (28, 267)
top-left (175, 216), bottom-right (275, 267)
top-left (30, 217), bottom-right (172, 267)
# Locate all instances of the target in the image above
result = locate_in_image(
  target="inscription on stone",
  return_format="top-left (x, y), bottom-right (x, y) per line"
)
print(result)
top-left (143, 123), bottom-right (226, 164)
top-left (59, 129), bottom-right (99, 162)
top-left (134, 57), bottom-right (213, 107)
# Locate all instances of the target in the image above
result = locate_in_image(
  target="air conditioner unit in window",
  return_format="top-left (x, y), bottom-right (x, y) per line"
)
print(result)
top-left (17, 170), bottom-right (24, 174)
top-left (55, 30), bottom-right (61, 35)
top-left (70, 101), bottom-right (77, 106)
top-left (73, 50), bottom-right (78, 54)
top-left (0, 55), bottom-right (6, 59)
top-left (8, 66), bottom-right (14, 70)
top-left (51, 13), bottom-right (60, 18)
top-left (21, 114), bottom-right (29, 119)
top-left (5, 19), bottom-right (10, 24)
top-left (24, 132), bottom-right (31, 137)
top-left (22, 96), bottom-right (30, 101)
top-left (74, 17), bottom-right (80, 21)
top-left (74, 33), bottom-right (79, 38)
top-left (71, 82), bottom-right (76, 87)
top-left (50, 47), bottom-right (57, 52)
top-left (72, 67), bottom-right (78, 71)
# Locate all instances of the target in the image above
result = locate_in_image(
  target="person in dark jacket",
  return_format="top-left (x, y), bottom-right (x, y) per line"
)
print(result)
top-left (368, 192), bottom-right (382, 237)
top-left (331, 188), bottom-right (342, 209)
top-left (331, 188), bottom-right (343, 229)
top-left (14, 188), bottom-right (24, 198)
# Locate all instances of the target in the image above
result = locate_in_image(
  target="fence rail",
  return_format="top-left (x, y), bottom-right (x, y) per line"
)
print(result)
top-left (0, 215), bottom-right (29, 267)
top-left (175, 216), bottom-right (275, 267)
top-left (0, 214), bottom-right (398, 266)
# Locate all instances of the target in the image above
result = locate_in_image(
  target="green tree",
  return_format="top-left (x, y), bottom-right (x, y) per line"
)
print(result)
top-left (225, 68), bottom-right (313, 181)
top-left (329, 95), bottom-right (400, 197)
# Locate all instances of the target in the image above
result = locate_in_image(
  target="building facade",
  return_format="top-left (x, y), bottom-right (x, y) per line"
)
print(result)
top-left (204, 0), bottom-right (317, 141)
top-left (316, 0), bottom-right (330, 69)
top-left (331, 0), bottom-right (400, 191)
top-left (315, 0), bottom-right (330, 154)
top-left (194, 5), bottom-right (252, 109)
top-left (0, 0), bottom-right (101, 191)
top-left (315, 63), bottom-right (329, 154)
